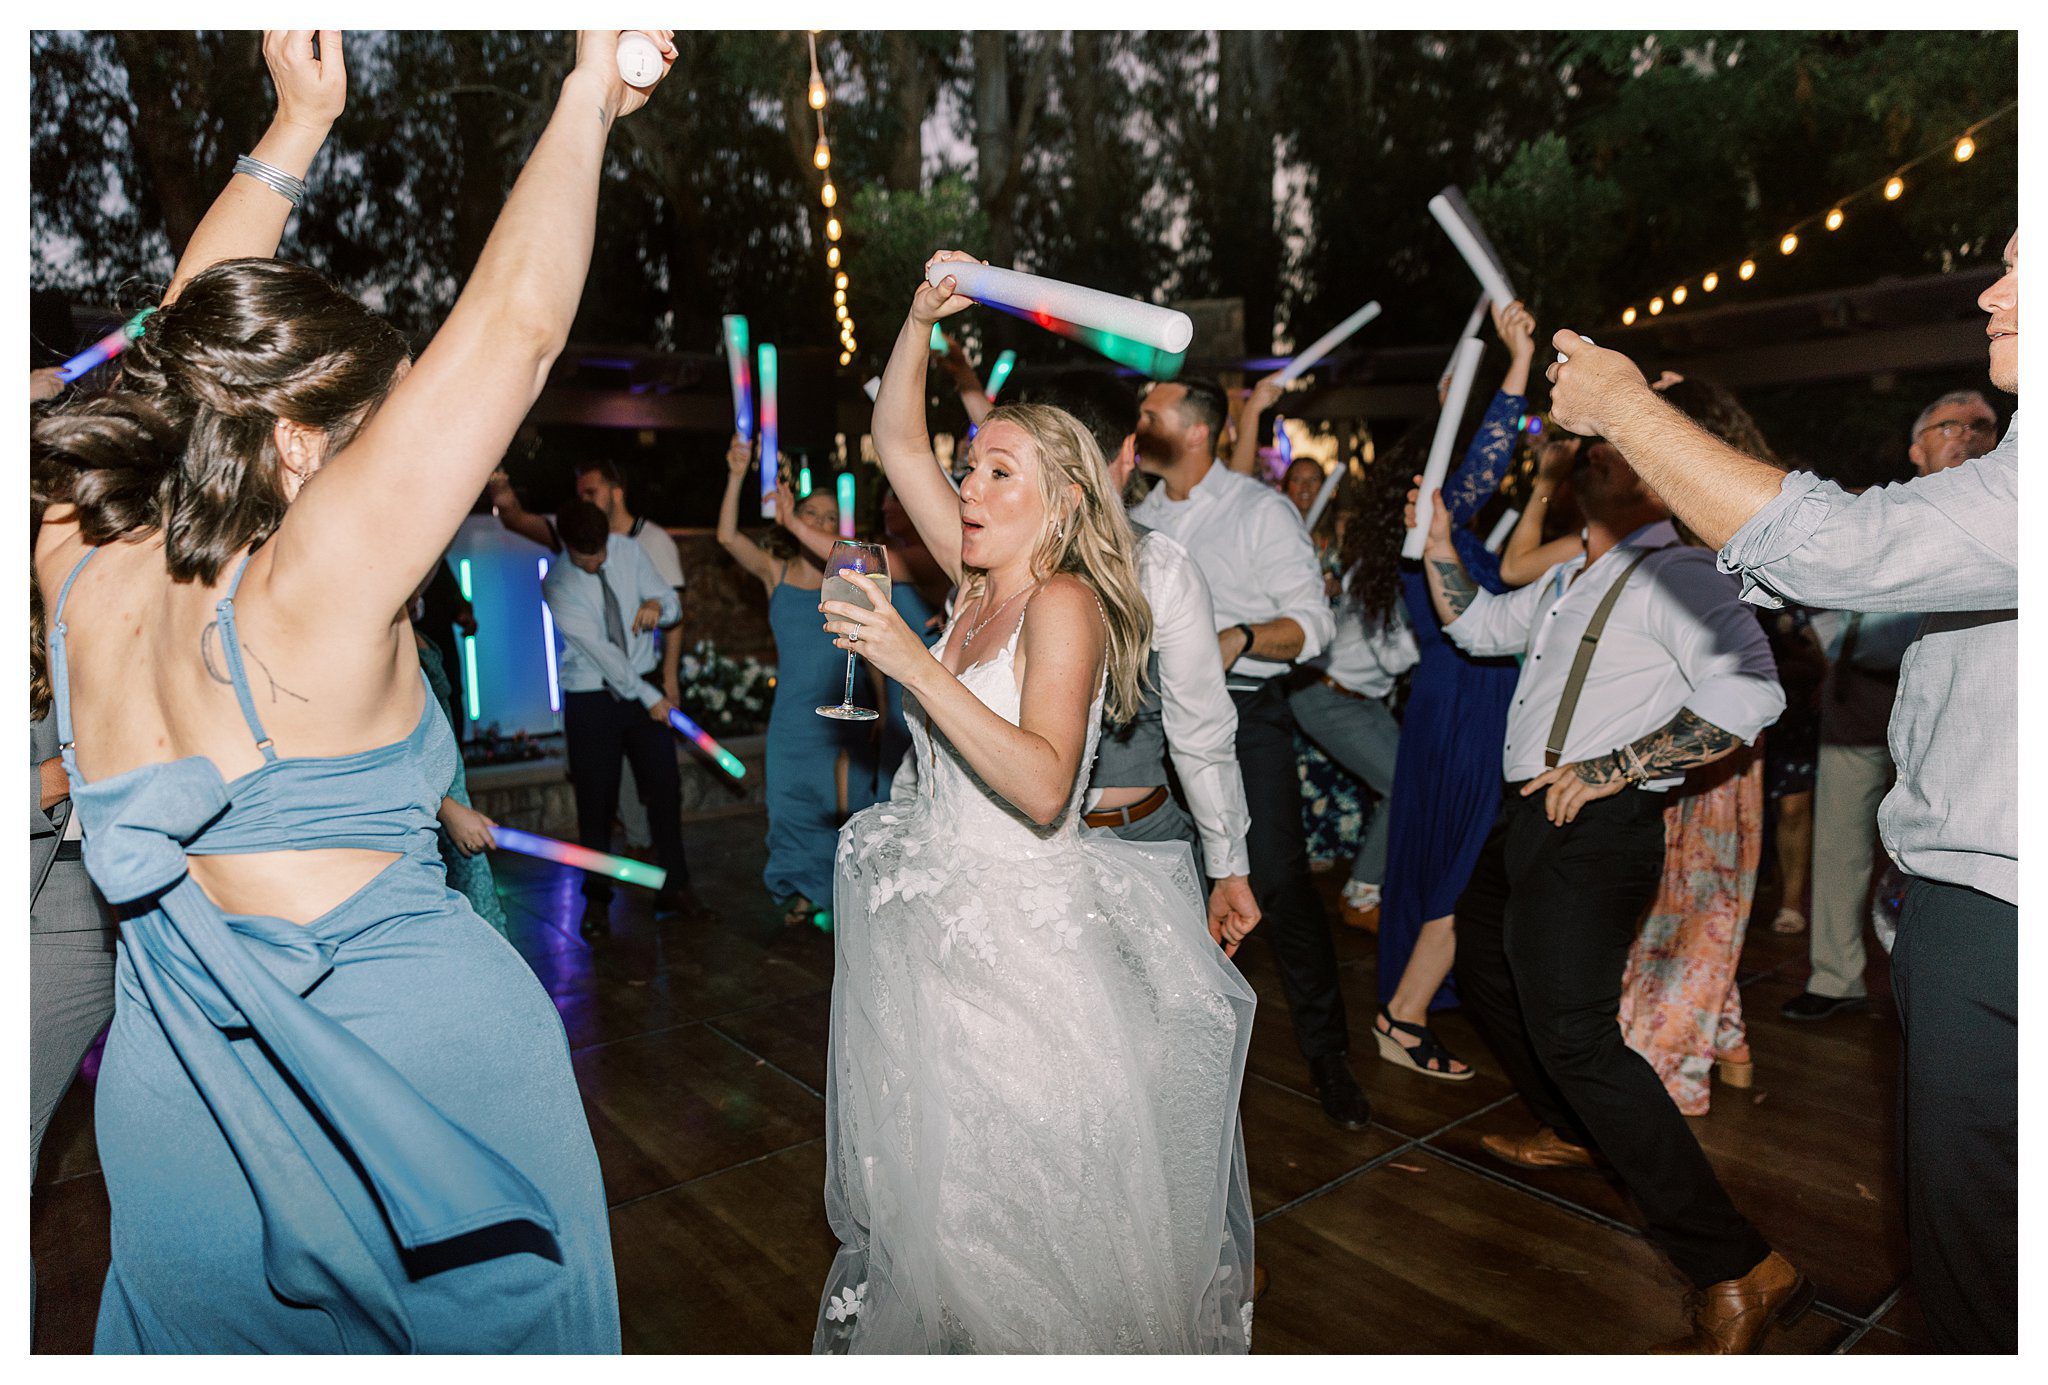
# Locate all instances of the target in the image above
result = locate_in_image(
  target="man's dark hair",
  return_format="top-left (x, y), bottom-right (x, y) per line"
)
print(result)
top-left (557, 499), bottom-right (611, 555)
top-left (1171, 377), bottom-right (1229, 442)
top-left (1023, 370), bottom-right (1139, 463)
top-left (574, 457), bottom-right (625, 489)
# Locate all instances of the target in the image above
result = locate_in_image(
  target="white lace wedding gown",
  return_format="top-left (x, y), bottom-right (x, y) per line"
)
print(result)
top-left (813, 606), bottom-right (1257, 1354)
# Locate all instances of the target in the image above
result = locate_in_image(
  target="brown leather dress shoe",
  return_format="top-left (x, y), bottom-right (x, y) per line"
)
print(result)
top-left (1480, 1126), bottom-right (1599, 1169)
top-left (1651, 1251), bottom-right (1814, 1354)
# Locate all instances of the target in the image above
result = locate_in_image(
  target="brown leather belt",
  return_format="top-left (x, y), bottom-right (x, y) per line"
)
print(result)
top-left (1083, 784), bottom-right (1168, 829)
top-left (1317, 673), bottom-right (1371, 701)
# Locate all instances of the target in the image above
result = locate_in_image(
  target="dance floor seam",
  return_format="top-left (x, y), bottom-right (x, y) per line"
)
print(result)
top-left (30, 815), bottom-right (1923, 1354)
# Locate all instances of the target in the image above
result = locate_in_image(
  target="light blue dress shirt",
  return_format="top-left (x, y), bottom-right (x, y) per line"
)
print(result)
top-left (541, 532), bottom-right (682, 708)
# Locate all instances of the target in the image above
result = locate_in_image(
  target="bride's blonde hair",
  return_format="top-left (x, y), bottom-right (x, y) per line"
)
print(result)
top-left (961, 402), bottom-right (1151, 722)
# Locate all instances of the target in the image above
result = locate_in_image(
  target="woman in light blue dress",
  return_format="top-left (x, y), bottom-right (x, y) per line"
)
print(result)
top-left (29, 31), bottom-right (676, 1351)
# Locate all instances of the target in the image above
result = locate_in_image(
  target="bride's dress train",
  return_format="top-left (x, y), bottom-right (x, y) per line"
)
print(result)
top-left (814, 612), bottom-right (1257, 1353)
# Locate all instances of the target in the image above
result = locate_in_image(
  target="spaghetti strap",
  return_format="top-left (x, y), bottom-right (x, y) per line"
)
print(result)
top-left (214, 551), bottom-right (278, 761)
top-left (48, 547), bottom-right (99, 753)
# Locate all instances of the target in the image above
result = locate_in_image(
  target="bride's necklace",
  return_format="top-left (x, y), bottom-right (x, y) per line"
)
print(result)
top-left (958, 582), bottom-right (1036, 653)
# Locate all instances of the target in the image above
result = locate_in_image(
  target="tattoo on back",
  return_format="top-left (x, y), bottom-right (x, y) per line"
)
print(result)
top-left (1430, 557), bottom-right (1478, 619)
top-left (201, 621), bottom-right (308, 706)
top-left (1573, 708), bottom-right (1740, 787)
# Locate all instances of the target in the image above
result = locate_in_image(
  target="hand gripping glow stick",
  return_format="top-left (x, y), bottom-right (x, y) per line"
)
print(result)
top-left (722, 315), bottom-right (755, 443)
top-left (666, 707), bottom-right (747, 781)
top-left (1274, 301), bottom-right (1381, 384)
top-left (55, 308), bottom-right (154, 383)
top-left (757, 342), bottom-right (779, 520)
top-left (983, 349), bottom-right (1018, 401)
top-left (1404, 337), bottom-right (1487, 561)
top-left (492, 826), bottom-right (668, 890)
top-left (1429, 187), bottom-right (1517, 310)
top-left (615, 32), bottom-right (664, 87)
top-left (836, 472), bottom-right (856, 538)
top-left (925, 260), bottom-right (1193, 355)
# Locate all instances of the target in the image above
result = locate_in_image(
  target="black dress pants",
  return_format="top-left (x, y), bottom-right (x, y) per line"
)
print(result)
top-left (1454, 781), bottom-right (1771, 1288)
top-left (1892, 877), bottom-right (2016, 1352)
top-left (1232, 679), bottom-right (1348, 1061)
top-left (563, 687), bottom-right (689, 901)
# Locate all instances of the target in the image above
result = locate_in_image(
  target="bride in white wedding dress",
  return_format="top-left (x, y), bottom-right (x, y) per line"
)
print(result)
top-left (809, 253), bottom-right (1256, 1354)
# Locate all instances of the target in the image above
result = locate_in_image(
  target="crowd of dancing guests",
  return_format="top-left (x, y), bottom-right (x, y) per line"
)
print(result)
top-left (28, 28), bottom-right (2015, 1358)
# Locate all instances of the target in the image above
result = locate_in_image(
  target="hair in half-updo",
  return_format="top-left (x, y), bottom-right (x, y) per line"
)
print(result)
top-left (31, 258), bottom-right (411, 585)
top-left (963, 402), bottom-right (1153, 723)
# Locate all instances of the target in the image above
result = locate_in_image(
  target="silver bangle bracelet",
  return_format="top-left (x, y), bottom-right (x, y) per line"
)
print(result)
top-left (233, 154), bottom-right (306, 207)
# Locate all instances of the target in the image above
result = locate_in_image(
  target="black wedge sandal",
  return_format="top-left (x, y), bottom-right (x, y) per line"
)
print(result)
top-left (1373, 1007), bottom-right (1475, 1082)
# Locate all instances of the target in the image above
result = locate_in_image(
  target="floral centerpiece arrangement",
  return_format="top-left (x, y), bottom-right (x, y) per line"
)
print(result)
top-left (677, 640), bottom-right (775, 738)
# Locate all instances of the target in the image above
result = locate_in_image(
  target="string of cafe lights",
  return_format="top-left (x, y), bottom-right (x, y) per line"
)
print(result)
top-left (806, 31), bottom-right (855, 366)
top-left (1616, 101), bottom-right (2016, 328)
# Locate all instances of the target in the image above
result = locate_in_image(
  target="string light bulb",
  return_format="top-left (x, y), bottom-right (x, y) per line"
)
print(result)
top-left (1954, 135), bottom-right (1976, 162)
top-left (834, 288), bottom-right (846, 306)
top-left (827, 246), bottom-right (840, 268)
top-left (1825, 207), bottom-right (1844, 231)
top-left (1738, 259), bottom-right (1757, 281)
top-left (1779, 232), bottom-right (1799, 255)
top-left (1672, 285), bottom-right (1687, 305)
top-left (812, 135), bottom-right (831, 171)
top-left (835, 272), bottom-right (847, 290)
top-left (1702, 271), bottom-right (1720, 292)
top-left (1621, 306), bottom-right (1637, 326)
top-left (1648, 296), bottom-right (1664, 316)
top-left (1884, 175), bottom-right (1904, 200)
top-left (839, 350), bottom-right (852, 366)
top-left (825, 217), bottom-right (842, 242)
top-left (820, 182), bottom-right (837, 208)
top-left (835, 303), bottom-right (847, 322)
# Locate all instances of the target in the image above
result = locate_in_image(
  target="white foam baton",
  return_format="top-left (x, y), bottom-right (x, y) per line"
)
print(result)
top-left (1274, 300), bottom-right (1382, 384)
top-left (1429, 187), bottom-right (1516, 310)
top-left (1404, 337), bottom-right (1487, 561)
top-left (1302, 462), bottom-right (1345, 532)
top-left (1483, 507), bottom-right (1520, 553)
top-left (924, 261), bottom-right (1194, 355)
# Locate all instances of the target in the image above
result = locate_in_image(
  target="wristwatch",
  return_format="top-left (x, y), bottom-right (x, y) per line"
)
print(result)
top-left (1229, 623), bottom-right (1256, 667)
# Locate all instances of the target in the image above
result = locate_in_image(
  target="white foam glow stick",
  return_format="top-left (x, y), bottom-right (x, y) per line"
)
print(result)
top-left (1429, 187), bottom-right (1516, 310)
top-left (1404, 337), bottom-right (1486, 560)
top-left (1275, 300), bottom-right (1381, 384)
top-left (1440, 293), bottom-right (1493, 389)
top-left (1484, 507), bottom-right (1520, 553)
top-left (924, 261), bottom-right (1193, 355)
top-left (1302, 462), bottom-right (1345, 532)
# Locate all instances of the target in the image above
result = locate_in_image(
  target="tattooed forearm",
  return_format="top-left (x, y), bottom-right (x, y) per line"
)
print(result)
top-left (1573, 708), bottom-right (1741, 787)
top-left (201, 621), bottom-right (308, 706)
top-left (1429, 556), bottom-right (1479, 620)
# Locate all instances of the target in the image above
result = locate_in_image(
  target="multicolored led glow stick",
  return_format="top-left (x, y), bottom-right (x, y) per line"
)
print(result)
top-left (1273, 301), bottom-right (1381, 384)
top-left (1483, 507), bottom-right (1520, 553)
top-left (927, 261), bottom-right (1194, 355)
top-left (983, 349), bottom-right (1018, 401)
top-left (492, 826), bottom-right (668, 890)
top-left (55, 308), bottom-right (154, 383)
top-left (758, 342), bottom-right (779, 520)
top-left (1404, 337), bottom-right (1487, 560)
top-left (930, 324), bottom-right (948, 352)
top-left (1274, 414), bottom-right (1294, 465)
top-left (836, 472), bottom-right (855, 539)
top-left (1002, 312), bottom-right (1183, 378)
top-left (1429, 187), bottom-right (1517, 310)
top-left (722, 315), bottom-right (755, 443)
top-left (666, 707), bottom-right (747, 781)
top-left (538, 558), bottom-right (561, 713)
top-left (457, 559), bottom-right (481, 723)
top-left (798, 465), bottom-right (813, 499)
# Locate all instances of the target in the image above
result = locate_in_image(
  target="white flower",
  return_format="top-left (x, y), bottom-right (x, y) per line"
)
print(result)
top-left (1049, 917), bottom-right (1082, 953)
top-left (825, 1280), bottom-right (868, 1323)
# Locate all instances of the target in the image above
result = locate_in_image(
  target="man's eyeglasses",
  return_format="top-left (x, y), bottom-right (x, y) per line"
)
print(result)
top-left (1918, 418), bottom-right (1998, 443)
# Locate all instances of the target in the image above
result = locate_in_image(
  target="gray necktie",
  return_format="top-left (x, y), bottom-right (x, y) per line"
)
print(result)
top-left (601, 573), bottom-right (629, 652)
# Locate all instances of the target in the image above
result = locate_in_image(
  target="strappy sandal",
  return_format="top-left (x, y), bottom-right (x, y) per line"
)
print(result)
top-left (1373, 1007), bottom-right (1475, 1081)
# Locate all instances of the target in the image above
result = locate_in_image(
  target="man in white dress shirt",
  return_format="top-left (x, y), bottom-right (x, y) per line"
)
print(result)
top-left (1414, 440), bottom-right (1797, 1352)
top-left (1130, 378), bottom-right (1371, 1130)
top-left (1027, 371), bottom-right (1260, 957)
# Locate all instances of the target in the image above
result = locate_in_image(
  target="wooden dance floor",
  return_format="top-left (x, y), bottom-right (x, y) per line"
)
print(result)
top-left (32, 807), bottom-right (1928, 1353)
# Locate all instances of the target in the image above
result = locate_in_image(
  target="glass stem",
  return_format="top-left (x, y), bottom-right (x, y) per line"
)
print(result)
top-left (842, 652), bottom-right (859, 707)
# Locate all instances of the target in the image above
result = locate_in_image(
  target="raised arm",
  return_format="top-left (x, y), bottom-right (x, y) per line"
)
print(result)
top-left (872, 251), bottom-right (983, 581)
top-left (1498, 435), bottom-right (1585, 588)
top-left (1226, 375), bottom-right (1285, 475)
top-left (164, 30), bottom-right (346, 305)
top-left (264, 31), bottom-right (676, 632)
top-left (483, 469), bottom-right (557, 550)
top-left (716, 433), bottom-right (782, 589)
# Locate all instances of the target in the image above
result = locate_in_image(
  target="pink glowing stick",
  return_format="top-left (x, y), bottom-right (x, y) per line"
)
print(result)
top-left (667, 708), bottom-right (747, 781)
top-left (491, 826), bottom-right (667, 890)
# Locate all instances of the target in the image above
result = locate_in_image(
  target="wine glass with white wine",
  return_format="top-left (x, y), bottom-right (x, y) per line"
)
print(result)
top-left (817, 539), bottom-right (889, 721)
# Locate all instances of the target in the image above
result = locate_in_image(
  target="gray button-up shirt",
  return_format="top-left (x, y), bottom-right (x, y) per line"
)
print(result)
top-left (1718, 415), bottom-right (2018, 904)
